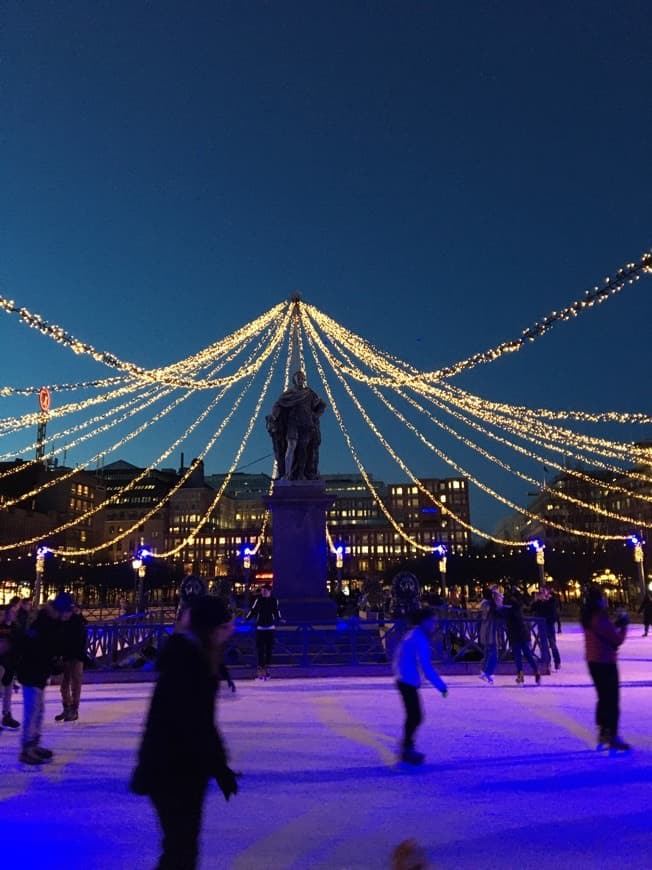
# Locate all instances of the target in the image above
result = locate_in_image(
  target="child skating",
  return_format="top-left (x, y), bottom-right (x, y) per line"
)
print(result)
top-left (393, 607), bottom-right (448, 764)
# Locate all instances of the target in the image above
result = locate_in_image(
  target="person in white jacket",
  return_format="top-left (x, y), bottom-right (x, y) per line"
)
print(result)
top-left (393, 607), bottom-right (448, 764)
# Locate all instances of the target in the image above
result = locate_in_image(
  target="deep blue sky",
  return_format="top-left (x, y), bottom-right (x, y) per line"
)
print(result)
top-left (1, 1), bottom-right (651, 537)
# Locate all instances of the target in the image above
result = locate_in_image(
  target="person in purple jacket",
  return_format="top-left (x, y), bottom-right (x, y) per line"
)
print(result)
top-left (393, 607), bottom-right (448, 764)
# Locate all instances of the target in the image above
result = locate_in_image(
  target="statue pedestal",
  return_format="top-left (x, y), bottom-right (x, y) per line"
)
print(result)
top-left (264, 480), bottom-right (337, 622)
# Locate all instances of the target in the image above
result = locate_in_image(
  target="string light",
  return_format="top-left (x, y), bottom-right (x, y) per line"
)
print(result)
top-left (304, 305), bottom-right (639, 542)
top-left (336, 251), bottom-right (652, 386)
top-left (0, 311), bottom-right (291, 553)
top-left (0, 292), bottom-right (288, 390)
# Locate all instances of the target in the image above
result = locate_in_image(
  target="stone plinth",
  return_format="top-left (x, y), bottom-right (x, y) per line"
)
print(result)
top-left (263, 480), bottom-right (337, 622)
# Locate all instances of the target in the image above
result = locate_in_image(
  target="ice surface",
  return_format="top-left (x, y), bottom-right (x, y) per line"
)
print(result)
top-left (1, 625), bottom-right (650, 869)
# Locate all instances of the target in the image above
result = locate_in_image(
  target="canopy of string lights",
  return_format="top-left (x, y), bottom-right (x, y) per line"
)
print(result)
top-left (0, 249), bottom-right (651, 566)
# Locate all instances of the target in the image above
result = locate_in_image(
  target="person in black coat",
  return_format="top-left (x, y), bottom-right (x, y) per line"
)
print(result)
top-left (637, 591), bottom-right (652, 636)
top-left (503, 587), bottom-right (541, 685)
top-left (246, 584), bottom-right (283, 679)
top-left (15, 592), bottom-right (73, 764)
top-left (131, 596), bottom-right (239, 870)
top-left (54, 602), bottom-right (88, 722)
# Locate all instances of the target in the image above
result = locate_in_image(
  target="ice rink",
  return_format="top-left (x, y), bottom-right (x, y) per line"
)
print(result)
top-left (1, 624), bottom-right (651, 869)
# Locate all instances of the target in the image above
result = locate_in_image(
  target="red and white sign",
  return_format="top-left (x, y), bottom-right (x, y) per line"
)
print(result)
top-left (38, 386), bottom-right (51, 412)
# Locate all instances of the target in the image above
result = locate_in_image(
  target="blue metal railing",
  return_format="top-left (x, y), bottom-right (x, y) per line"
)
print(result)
top-left (84, 611), bottom-right (550, 673)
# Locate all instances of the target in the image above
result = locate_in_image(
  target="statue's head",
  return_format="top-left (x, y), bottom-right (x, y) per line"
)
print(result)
top-left (292, 370), bottom-right (306, 388)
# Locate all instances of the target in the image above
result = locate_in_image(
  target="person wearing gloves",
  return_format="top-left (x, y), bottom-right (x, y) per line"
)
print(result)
top-left (581, 585), bottom-right (630, 751)
top-left (131, 596), bottom-right (239, 869)
top-left (393, 606), bottom-right (448, 764)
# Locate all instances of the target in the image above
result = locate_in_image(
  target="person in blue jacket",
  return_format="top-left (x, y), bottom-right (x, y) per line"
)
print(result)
top-left (393, 607), bottom-right (448, 764)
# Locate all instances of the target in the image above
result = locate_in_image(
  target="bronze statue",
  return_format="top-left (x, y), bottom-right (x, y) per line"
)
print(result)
top-left (266, 370), bottom-right (327, 480)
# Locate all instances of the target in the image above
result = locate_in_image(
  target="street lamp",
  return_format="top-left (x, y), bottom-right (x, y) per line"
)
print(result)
top-left (433, 544), bottom-right (447, 598)
top-left (335, 545), bottom-right (344, 595)
top-left (132, 547), bottom-right (151, 613)
top-left (627, 535), bottom-right (646, 597)
top-left (242, 546), bottom-right (252, 606)
top-left (529, 539), bottom-right (546, 589)
top-left (34, 545), bottom-right (51, 606)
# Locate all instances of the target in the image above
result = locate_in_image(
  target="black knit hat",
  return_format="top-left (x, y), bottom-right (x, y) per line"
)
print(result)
top-left (189, 596), bottom-right (231, 632)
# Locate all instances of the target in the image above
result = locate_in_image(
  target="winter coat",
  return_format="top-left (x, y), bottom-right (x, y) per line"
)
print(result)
top-left (60, 612), bottom-right (88, 662)
top-left (247, 595), bottom-right (281, 629)
top-left (530, 597), bottom-right (559, 628)
top-left (131, 632), bottom-right (229, 794)
top-left (392, 626), bottom-right (447, 692)
top-left (502, 598), bottom-right (530, 645)
top-left (15, 609), bottom-right (63, 689)
top-left (584, 611), bottom-right (626, 665)
top-left (478, 598), bottom-right (500, 646)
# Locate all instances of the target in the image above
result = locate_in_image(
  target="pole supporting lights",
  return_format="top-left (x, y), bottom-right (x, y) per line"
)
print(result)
top-left (433, 544), bottom-right (447, 598)
top-left (529, 539), bottom-right (546, 589)
top-left (335, 544), bottom-right (344, 594)
top-left (241, 546), bottom-right (252, 606)
top-left (34, 545), bottom-right (51, 606)
top-left (627, 535), bottom-right (646, 597)
top-left (132, 547), bottom-right (151, 613)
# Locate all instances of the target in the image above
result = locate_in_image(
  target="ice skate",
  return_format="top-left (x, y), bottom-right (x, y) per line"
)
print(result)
top-left (515, 671), bottom-right (524, 685)
top-left (33, 745), bottom-right (54, 761)
top-left (263, 669), bottom-right (271, 681)
top-left (63, 707), bottom-right (79, 722)
top-left (54, 707), bottom-right (69, 722)
top-left (19, 745), bottom-right (47, 766)
top-left (2, 713), bottom-right (20, 729)
top-left (596, 728), bottom-right (610, 750)
top-left (479, 672), bottom-right (494, 684)
top-left (400, 747), bottom-right (425, 765)
top-left (534, 672), bottom-right (541, 685)
top-left (256, 666), bottom-right (265, 680)
top-left (609, 735), bottom-right (631, 752)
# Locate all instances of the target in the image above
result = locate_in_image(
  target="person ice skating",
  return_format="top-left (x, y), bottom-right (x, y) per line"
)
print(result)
top-left (130, 596), bottom-right (239, 869)
top-left (581, 586), bottom-right (630, 751)
top-left (177, 562), bottom-right (207, 618)
top-left (393, 607), bottom-right (448, 764)
top-left (531, 586), bottom-right (561, 670)
top-left (478, 586), bottom-right (503, 684)
top-left (15, 592), bottom-right (73, 765)
top-left (503, 586), bottom-right (541, 685)
top-left (0, 597), bottom-right (22, 729)
top-left (637, 590), bottom-right (652, 636)
top-left (54, 602), bottom-right (87, 722)
top-left (246, 584), bottom-right (282, 680)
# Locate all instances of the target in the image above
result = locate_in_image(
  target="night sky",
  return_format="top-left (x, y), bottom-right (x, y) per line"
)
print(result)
top-left (1, 2), bottom-right (651, 537)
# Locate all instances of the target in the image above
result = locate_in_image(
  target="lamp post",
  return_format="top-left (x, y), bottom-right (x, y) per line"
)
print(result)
top-left (529, 539), bottom-right (546, 589)
top-left (132, 547), bottom-right (151, 613)
top-left (335, 545), bottom-right (344, 595)
top-left (433, 544), bottom-right (447, 599)
top-left (34, 545), bottom-right (50, 606)
top-left (628, 535), bottom-right (646, 598)
top-left (242, 546), bottom-right (252, 607)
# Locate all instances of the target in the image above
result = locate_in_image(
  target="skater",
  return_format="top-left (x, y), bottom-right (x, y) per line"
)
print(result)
top-left (637, 590), bottom-right (652, 636)
top-left (531, 586), bottom-right (561, 670)
top-left (54, 602), bottom-right (87, 722)
top-left (246, 584), bottom-right (282, 679)
top-left (393, 607), bottom-right (448, 764)
top-left (0, 597), bottom-right (22, 730)
top-left (478, 586), bottom-right (503, 684)
top-left (15, 592), bottom-right (73, 765)
top-left (130, 596), bottom-right (239, 870)
top-left (503, 587), bottom-right (541, 685)
top-left (581, 586), bottom-right (630, 751)
top-left (176, 562), bottom-right (207, 618)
